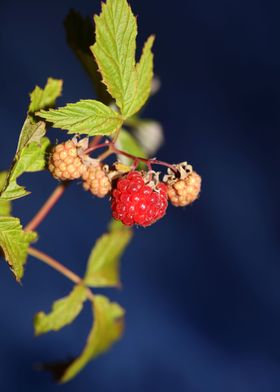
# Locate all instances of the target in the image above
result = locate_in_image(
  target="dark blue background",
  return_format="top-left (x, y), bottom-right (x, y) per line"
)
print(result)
top-left (1, 0), bottom-right (280, 391)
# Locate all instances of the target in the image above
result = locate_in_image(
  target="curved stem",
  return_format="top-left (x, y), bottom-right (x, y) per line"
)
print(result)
top-left (149, 159), bottom-right (177, 172)
top-left (112, 127), bottom-right (121, 143)
top-left (28, 247), bottom-right (94, 301)
top-left (97, 149), bottom-right (114, 161)
top-left (84, 141), bottom-right (110, 155)
top-left (85, 139), bottom-right (178, 172)
top-left (88, 135), bottom-right (103, 149)
top-left (25, 183), bottom-right (68, 232)
top-left (110, 144), bottom-right (177, 172)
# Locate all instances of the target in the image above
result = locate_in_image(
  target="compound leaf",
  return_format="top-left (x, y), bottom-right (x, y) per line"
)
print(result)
top-left (61, 295), bottom-right (124, 383)
top-left (34, 285), bottom-right (88, 336)
top-left (91, 0), bottom-right (137, 118)
top-left (91, 0), bottom-right (155, 118)
top-left (0, 217), bottom-right (37, 281)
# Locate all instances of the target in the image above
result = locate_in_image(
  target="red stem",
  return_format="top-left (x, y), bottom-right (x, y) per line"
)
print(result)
top-left (110, 144), bottom-right (177, 172)
top-left (84, 140), bottom-right (178, 173)
top-left (28, 247), bottom-right (94, 300)
top-left (25, 183), bottom-right (67, 232)
top-left (84, 141), bottom-right (110, 155)
top-left (88, 135), bottom-right (103, 149)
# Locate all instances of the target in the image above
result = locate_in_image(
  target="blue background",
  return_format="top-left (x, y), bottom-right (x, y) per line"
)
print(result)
top-left (1, 0), bottom-right (280, 391)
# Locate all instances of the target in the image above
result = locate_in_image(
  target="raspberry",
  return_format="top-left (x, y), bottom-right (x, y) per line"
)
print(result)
top-left (48, 140), bottom-right (86, 181)
top-left (83, 161), bottom-right (111, 198)
top-left (167, 171), bottom-right (201, 207)
top-left (111, 171), bottom-right (168, 227)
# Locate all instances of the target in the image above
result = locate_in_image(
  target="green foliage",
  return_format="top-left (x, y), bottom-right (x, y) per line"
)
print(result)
top-left (34, 285), bottom-right (88, 335)
top-left (0, 137), bottom-right (50, 200)
top-left (91, 0), bottom-right (137, 117)
top-left (60, 295), bottom-right (124, 383)
top-left (1, 78), bottom-right (63, 201)
top-left (84, 224), bottom-right (132, 287)
top-left (29, 78), bottom-right (63, 114)
top-left (91, 0), bottom-right (154, 118)
top-left (38, 0), bottom-right (155, 139)
top-left (39, 100), bottom-right (123, 136)
top-left (0, 217), bottom-right (37, 281)
top-left (0, 0), bottom-right (159, 383)
top-left (16, 118), bottom-right (46, 154)
top-left (129, 35), bottom-right (155, 116)
top-left (0, 173), bottom-right (11, 216)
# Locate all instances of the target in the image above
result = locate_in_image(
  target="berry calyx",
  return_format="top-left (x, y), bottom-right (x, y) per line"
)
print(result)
top-left (83, 160), bottom-right (112, 198)
top-left (167, 171), bottom-right (201, 207)
top-left (111, 171), bottom-right (168, 227)
top-left (48, 139), bottom-right (86, 181)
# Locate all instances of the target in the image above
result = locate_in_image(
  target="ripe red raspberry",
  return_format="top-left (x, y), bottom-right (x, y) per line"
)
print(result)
top-left (167, 171), bottom-right (201, 207)
top-left (48, 140), bottom-right (86, 181)
top-left (111, 171), bottom-right (168, 227)
top-left (83, 161), bottom-right (111, 198)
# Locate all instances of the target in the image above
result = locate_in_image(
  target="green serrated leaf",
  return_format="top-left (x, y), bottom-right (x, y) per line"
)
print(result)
top-left (34, 285), bottom-right (88, 336)
top-left (61, 295), bottom-right (124, 383)
top-left (16, 118), bottom-right (46, 153)
top-left (91, 0), bottom-right (154, 118)
top-left (0, 173), bottom-right (11, 216)
top-left (91, 0), bottom-right (137, 118)
top-left (38, 100), bottom-right (123, 136)
top-left (0, 217), bottom-right (37, 281)
top-left (29, 78), bottom-right (63, 114)
top-left (1, 137), bottom-right (50, 201)
top-left (128, 35), bottom-right (155, 116)
top-left (84, 227), bottom-right (132, 288)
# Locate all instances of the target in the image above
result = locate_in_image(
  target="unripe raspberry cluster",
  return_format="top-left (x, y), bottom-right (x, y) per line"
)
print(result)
top-left (48, 138), bottom-right (202, 227)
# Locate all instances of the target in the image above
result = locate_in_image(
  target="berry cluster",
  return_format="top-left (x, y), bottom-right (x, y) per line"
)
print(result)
top-left (48, 138), bottom-right (201, 227)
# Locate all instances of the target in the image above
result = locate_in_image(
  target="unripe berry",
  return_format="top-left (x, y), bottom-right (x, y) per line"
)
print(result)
top-left (48, 140), bottom-right (86, 181)
top-left (83, 161), bottom-right (111, 198)
top-left (111, 171), bottom-right (168, 227)
top-left (167, 171), bottom-right (201, 207)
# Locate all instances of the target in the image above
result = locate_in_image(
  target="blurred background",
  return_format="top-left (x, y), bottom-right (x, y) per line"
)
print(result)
top-left (1, 0), bottom-right (280, 391)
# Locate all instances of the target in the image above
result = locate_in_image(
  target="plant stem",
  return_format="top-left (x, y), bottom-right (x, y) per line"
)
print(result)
top-left (84, 141), bottom-right (110, 155)
top-left (112, 127), bottom-right (121, 143)
top-left (85, 139), bottom-right (178, 172)
top-left (88, 135), bottom-right (103, 148)
top-left (97, 149), bottom-right (114, 161)
top-left (28, 247), bottom-right (94, 301)
top-left (110, 144), bottom-right (177, 172)
top-left (25, 183), bottom-right (68, 232)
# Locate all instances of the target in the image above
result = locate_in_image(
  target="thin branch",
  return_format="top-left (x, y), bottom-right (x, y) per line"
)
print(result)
top-left (28, 247), bottom-right (94, 301)
top-left (25, 183), bottom-right (68, 232)
top-left (84, 141), bottom-right (110, 155)
top-left (88, 135), bottom-right (103, 149)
